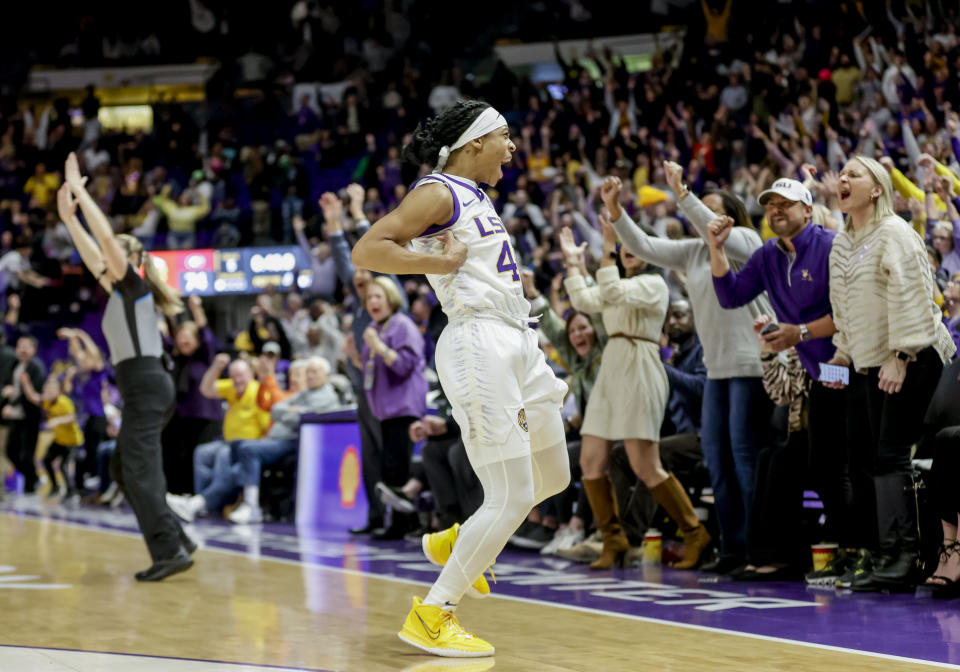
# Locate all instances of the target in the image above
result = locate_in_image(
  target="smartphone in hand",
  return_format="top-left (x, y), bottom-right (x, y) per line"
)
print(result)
top-left (819, 362), bottom-right (850, 385)
top-left (760, 322), bottom-right (780, 336)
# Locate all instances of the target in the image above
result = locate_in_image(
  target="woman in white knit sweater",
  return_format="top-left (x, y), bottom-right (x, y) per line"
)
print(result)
top-left (828, 155), bottom-right (955, 592)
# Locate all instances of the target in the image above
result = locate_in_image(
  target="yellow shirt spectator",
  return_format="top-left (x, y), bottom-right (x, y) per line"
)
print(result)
top-left (832, 66), bottom-right (862, 105)
top-left (526, 153), bottom-right (550, 183)
top-left (890, 165), bottom-right (946, 212)
top-left (24, 170), bottom-right (61, 209)
top-left (702, 0), bottom-right (732, 43)
top-left (216, 378), bottom-right (271, 441)
top-left (43, 395), bottom-right (84, 447)
top-left (153, 188), bottom-right (211, 233)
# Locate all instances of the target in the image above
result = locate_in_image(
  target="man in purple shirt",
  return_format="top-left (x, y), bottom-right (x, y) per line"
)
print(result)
top-left (709, 179), bottom-right (836, 377)
top-left (706, 178), bottom-right (870, 588)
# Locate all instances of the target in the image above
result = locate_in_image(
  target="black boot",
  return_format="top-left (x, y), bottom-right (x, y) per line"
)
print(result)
top-left (135, 547), bottom-right (194, 582)
top-left (853, 472), bottom-right (920, 592)
top-left (371, 511), bottom-right (419, 541)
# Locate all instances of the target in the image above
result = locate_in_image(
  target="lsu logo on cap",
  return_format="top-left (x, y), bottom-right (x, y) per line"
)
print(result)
top-left (517, 409), bottom-right (528, 432)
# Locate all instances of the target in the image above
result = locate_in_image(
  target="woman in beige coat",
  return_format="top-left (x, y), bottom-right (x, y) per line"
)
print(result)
top-left (559, 178), bottom-right (710, 570)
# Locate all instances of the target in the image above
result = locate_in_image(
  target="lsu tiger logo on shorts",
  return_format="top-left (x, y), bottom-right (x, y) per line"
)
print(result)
top-left (517, 409), bottom-right (528, 432)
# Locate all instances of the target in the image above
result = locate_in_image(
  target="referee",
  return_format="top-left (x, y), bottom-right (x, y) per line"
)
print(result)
top-left (58, 153), bottom-right (194, 581)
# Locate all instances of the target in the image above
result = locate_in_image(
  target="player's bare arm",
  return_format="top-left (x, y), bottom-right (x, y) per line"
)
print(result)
top-left (351, 182), bottom-right (467, 275)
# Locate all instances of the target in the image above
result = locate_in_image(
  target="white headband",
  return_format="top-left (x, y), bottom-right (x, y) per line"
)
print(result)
top-left (434, 106), bottom-right (508, 172)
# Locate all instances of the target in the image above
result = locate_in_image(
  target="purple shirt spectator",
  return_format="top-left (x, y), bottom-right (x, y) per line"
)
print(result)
top-left (360, 311), bottom-right (427, 421)
top-left (167, 325), bottom-right (223, 421)
top-left (713, 223), bottom-right (837, 380)
top-left (73, 368), bottom-right (109, 422)
top-left (945, 315), bottom-right (960, 352)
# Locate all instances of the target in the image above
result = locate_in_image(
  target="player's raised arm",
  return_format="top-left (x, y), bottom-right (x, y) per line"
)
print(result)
top-left (351, 182), bottom-right (467, 275)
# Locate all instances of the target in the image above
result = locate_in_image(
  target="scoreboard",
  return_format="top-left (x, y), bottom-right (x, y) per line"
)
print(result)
top-left (149, 246), bottom-right (315, 296)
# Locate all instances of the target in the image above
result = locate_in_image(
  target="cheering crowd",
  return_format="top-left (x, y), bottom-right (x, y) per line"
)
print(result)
top-left (2, 0), bottom-right (960, 596)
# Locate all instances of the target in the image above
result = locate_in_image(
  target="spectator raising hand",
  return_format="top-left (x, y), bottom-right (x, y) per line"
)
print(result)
top-left (319, 192), bottom-right (344, 232)
top-left (346, 183), bottom-right (366, 222)
top-left (663, 160), bottom-right (685, 197)
top-left (706, 215), bottom-right (735, 249)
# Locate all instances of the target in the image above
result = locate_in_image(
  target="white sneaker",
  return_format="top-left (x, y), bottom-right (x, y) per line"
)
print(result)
top-left (166, 493), bottom-right (196, 523)
top-left (110, 491), bottom-right (125, 509)
top-left (375, 481), bottom-right (416, 513)
top-left (228, 502), bottom-right (263, 525)
top-left (540, 527), bottom-right (585, 555)
top-left (99, 482), bottom-right (119, 505)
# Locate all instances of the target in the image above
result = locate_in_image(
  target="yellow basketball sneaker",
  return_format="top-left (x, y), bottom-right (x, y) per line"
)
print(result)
top-left (398, 596), bottom-right (495, 658)
top-left (422, 524), bottom-right (495, 598)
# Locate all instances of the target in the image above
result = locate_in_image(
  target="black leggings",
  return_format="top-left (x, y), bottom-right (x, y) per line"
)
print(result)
top-left (848, 347), bottom-right (943, 475)
top-left (42, 442), bottom-right (74, 491)
top-left (848, 347), bottom-right (943, 552)
top-left (114, 358), bottom-right (184, 562)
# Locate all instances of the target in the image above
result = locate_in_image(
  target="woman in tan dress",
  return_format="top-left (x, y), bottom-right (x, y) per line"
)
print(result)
top-left (559, 178), bottom-right (710, 570)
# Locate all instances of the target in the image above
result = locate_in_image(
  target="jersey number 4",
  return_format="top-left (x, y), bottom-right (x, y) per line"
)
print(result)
top-left (496, 242), bottom-right (520, 281)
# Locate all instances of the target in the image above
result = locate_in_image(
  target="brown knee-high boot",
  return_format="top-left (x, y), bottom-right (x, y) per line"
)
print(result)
top-left (582, 477), bottom-right (630, 570)
top-left (650, 473), bottom-right (711, 570)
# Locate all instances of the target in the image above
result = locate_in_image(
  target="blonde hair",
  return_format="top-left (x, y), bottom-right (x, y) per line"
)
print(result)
top-left (934, 220), bottom-right (955, 237)
top-left (116, 234), bottom-right (184, 316)
top-left (811, 204), bottom-right (828, 227)
top-left (368, 275), bottom-right (404, 313)
top-left (849, 156), bottom-right (896, 226)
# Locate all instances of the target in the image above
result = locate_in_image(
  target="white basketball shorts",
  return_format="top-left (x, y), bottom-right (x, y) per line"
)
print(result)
top-left (435, 317), bottom-right (568, 468)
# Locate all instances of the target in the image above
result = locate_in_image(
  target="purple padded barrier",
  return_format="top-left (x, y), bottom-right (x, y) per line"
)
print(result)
top-left (296, 412), bottom-right (368, 531)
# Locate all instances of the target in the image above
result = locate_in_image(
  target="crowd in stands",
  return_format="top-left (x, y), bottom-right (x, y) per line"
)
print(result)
top-left (4, 0), bottom-right (960, 597)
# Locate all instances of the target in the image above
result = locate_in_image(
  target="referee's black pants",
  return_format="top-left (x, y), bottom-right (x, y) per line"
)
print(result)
top-left (114, 357), bottom-right (184, 562)
top-left (7, 417), bottom-right (39, 492)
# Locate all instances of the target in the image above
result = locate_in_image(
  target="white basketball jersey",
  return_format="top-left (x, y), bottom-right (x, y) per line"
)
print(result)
top-left (409, 173), bottom-right (530, 322)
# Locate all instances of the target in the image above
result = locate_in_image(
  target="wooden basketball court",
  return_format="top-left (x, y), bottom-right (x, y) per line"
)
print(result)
top-left (0, 500), bottom-right (954, 671)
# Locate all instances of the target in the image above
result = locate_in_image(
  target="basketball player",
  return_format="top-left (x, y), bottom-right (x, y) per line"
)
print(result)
top-left (57, 153), bottom-right (195, 581)
top-left (352, 100), bottom-right (570, 657)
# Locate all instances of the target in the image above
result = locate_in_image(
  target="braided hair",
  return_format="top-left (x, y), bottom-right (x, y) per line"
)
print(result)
top-left (402, 100), bottom-right (491, 168)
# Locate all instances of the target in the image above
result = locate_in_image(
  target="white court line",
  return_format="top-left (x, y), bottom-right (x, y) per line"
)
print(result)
top-left (7, 510), bottom-right (958, 671)
top-left (0, 645), bottom-right (317, 672)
